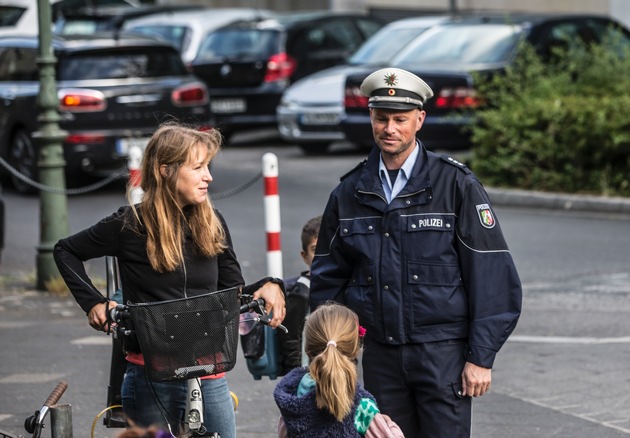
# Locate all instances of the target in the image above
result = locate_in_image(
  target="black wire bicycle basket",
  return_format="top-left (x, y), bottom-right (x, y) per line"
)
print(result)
top-left (127, 287), bottom-right (241, 382)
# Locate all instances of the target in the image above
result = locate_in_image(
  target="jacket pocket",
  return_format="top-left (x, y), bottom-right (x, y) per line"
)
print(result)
top-left (345, 264), bottom-right (376, 324)
top-left (339, 217), bottom-right (378, 237)
top-left (408, 262), bottom-right (463, 287)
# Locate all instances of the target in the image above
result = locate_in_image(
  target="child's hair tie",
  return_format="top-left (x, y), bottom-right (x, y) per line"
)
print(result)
top-left (327, 340), bottom-right (337, 348)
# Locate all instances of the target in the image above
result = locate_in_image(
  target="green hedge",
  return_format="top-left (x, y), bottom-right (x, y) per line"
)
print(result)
top-left (470, 39), bottom-right (630, 196)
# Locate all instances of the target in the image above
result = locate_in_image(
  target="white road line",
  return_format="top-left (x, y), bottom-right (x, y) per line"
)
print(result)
top-left (497, 391), bottom-right (630, 434)
top-left (0, 373), bottom-right (66, 384)
top-left (508, 335), bottom-right (630, 344)
top-left (71, 336), bottom-right (112, 346)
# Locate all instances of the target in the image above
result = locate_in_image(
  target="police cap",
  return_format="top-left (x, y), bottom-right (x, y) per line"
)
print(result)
top-left (360, 67), bottom-right (434, 111)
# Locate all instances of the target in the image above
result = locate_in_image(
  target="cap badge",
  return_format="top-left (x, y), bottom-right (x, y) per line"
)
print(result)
top-left (384, 72), bottom-right (398, 87)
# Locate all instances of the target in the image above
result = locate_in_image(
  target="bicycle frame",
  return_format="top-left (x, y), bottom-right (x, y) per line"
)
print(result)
top-left (185, 378), bottom-right (204, 434)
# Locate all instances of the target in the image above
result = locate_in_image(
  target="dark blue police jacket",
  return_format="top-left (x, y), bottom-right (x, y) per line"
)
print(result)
top-left (310, 142), bottom-right (522, 369)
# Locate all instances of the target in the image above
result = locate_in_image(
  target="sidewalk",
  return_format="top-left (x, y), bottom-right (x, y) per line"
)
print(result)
top-left (486, 187), bottom-right (630, 214)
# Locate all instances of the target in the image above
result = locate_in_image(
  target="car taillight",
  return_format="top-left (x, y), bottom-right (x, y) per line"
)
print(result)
top-left (344, 85), bottom-right (369, 108)
top-left (65, 134), bottom-right (106, 144)
top-left (172, 82), bottom-right (209, 107)
top-left (264, 52), bottom-right (297, 83)
top-left (59, 89), bottom-right (106, 112)
top-left (434, 87), bottom-right (481, 109)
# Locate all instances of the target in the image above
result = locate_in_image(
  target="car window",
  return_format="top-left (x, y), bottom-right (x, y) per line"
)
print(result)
top-left (393, 24), bottom-right (520, 65)
top-left (57, 48), bottom-right (187, 80)
top-left (355, 17), bottom-right (382, 39)
top-left (127, 24), bottom-right (191, 53)
top-left (534, 18), bottom-right (630, 60)
top-left (58, 19), bottom-right (110, 35)
top-left (0, 47), bottom-right (38, 80)
top-left (302, 19), bottom-right (363, 52)
top-left (0, 6), bottom-right (25, 27)
top-left (349, 26), bottom-right (432, 65)
top-left (196, 29), bottom-right (279, 61)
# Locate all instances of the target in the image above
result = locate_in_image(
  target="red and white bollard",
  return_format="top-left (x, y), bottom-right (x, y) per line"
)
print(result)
top-left (262, 153), bottom-right (283, 278)
top-left (128, 144), bottom-right (144, 204)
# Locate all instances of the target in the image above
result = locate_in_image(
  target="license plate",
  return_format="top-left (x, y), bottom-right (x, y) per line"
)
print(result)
top-left (116, 137), bottom-right (150, 156)
top-left (301, 112), bottom-right (340, 125)
top-left (211, 98), bottom-right (246, 114)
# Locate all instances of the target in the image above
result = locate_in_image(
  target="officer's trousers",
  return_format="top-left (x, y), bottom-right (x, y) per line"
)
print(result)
top-left (362, 337), bottom-right (472, 438)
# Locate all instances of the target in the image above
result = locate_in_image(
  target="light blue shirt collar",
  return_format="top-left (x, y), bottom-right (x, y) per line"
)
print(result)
top-left (379, 144), bottom-right (419, 203)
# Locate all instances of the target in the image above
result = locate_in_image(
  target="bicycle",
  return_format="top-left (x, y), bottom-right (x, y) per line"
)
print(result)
top-left (108, 289), bottom-right (286, 438)
top-left (0, 381), bottom-right (69, 438)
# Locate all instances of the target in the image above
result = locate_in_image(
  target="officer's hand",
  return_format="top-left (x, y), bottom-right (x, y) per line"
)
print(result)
top-left (254, 282), bottom-right (286, 328)
top-left (461, 362), bottom-right (491, 397)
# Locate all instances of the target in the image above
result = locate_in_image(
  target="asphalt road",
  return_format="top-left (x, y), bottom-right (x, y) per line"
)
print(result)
top-left (1, 137), bottom-right (629, 437)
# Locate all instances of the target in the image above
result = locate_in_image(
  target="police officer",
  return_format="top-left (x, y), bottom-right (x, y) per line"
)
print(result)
top-left (309, 68), bottom-right (522, 438)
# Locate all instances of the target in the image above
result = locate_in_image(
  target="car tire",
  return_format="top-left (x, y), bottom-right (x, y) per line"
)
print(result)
top-left (299, 142), bottom-right (330, 155)
top-left (9, 129), bottom-right (38, 195)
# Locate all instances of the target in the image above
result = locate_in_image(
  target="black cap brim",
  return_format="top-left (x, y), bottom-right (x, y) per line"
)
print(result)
top-left (368, 100), bottom-right (421, 110)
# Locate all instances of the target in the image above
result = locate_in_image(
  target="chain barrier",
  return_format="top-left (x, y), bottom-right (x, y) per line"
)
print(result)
top-left (211, 171), bottom-right (263, 200)
top-left (0, 155), bottom-right (263, 199)
top-left (0, 156), bottom-right (127, 195)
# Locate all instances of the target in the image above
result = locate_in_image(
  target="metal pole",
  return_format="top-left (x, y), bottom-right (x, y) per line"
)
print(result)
top-left (50, 404), bottom-right (73, 438)
top-left (35, 0), bottom-right (69, 290)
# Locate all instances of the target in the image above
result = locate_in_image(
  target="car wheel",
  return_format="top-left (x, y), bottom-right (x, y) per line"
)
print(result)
top-left (299, 142), bottom-right (330, 155)
top-left (9, 129), bottom-right (38, 194)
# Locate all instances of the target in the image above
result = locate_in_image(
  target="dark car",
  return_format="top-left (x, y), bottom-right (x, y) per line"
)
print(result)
top-left (189, 11), bottom-right (384, 142)
top-left (341, 13), bottom-right (630, 151)
top-left (0, 33), bottom-right (212, 193)
top-left (276, 15), bottom-right (450, 154)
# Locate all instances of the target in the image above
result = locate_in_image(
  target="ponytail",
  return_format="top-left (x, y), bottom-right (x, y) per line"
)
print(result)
top-left (304, 303), bottom-right (361, 422)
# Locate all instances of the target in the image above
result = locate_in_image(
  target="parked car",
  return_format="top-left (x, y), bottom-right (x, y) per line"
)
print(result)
top-left (276, 15), bottom-right (450, 154)
top-left (341, 13), bottom-right (630, 150)
top-left (123, 7), bottom-right (275, 65)
top-left (0, 0), bottom-right (139, 37)
top-left (189, 11), bottom-right (384, 142)
top-left (0, 33), bottom-right (212, 194)
top-left (53, 4), bottom-right (205, 36)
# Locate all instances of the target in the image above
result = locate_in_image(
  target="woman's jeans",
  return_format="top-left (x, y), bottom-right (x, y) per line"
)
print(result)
top-left (122, 363), bottom-right (235, 438)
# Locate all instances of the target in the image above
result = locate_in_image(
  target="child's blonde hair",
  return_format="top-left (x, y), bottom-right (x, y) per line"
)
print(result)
top-left (304, 302), bottom-right (361, 422)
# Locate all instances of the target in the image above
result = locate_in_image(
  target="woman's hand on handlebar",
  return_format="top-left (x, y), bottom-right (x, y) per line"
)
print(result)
top-left (87, 301), bottom-right (118, 332)
top-left (253, 281), bottom-right (286, 328)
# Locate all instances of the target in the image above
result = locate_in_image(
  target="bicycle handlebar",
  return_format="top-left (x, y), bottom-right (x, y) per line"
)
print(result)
top-left (23, 381), bottom-right (69, 438)
top-left (110, 295), bottom-right (287, 333)
top-left (43, 381), bottom-right (68, 408)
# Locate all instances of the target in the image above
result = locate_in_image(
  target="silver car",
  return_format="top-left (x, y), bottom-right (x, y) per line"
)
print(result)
top-left (276, 15), bottom-right (450, 154)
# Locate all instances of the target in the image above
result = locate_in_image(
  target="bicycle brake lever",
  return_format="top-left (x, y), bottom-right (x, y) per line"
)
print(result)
top-left (254, 301), bottom-right (289, 333)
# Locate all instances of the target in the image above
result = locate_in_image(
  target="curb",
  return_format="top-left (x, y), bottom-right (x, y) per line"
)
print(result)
top-left (486, 187), bottom-right (630, 215)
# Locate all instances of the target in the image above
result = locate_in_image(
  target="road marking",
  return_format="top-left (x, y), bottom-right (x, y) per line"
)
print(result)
top-left (71, 336), bottom-right (112, 346)
top-left (0, 373), bottom-right (65, 384)
top-left (509, 335), bottom-right (630, 344)
top-left (0, 414), bottom-right (13, 421)
top-left (0, 321), bottom-right (36, 329)
top-left (498, 391), bottom-right (630, 434)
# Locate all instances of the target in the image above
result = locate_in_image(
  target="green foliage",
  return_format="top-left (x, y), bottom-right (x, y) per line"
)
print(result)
top-left (470, 35), bottom-right (630, 196)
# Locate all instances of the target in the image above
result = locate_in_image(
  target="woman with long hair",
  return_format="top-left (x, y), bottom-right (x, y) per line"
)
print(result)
top-left (54, 123), bottom-right (285, 438)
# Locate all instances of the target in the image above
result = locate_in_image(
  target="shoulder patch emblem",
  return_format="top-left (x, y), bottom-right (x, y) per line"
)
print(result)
top-left (476, 204), bottom-right (495, 229)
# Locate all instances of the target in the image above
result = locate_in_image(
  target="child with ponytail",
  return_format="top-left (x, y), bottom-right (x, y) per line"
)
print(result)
top-left (273, 302), bottom-right (404, 437)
